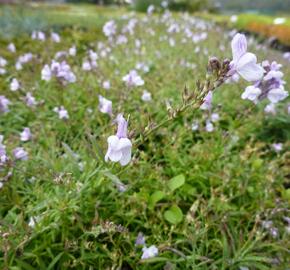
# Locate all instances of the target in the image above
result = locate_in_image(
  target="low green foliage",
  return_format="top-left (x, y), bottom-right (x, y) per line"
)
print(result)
top-left (0, 3), bottom-right (289, 270)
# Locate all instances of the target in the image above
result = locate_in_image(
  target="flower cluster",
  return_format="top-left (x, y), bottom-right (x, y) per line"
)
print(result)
top-left (41, 60), bottom-right (76, 83)
top-left (135, 232), bottom-right (159, 260)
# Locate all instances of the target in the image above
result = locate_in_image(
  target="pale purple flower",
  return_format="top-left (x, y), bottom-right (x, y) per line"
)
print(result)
top-left (98, 95), bottom-right (112, 115)
top-left (200, 91), bottom-right (212, 110)
top-left (102, 80), bottom-right (111, 90)
top-left (41, 65), bottom-right (52, 81)
top-left (241, 86), bottom-right (262, 103)
top-left (244, 61), bottom-right (288, 104)
top-left (205, 120), bottom-right (214, 132)
top-left (211, 113), bottom-right (220, 122)
top-left (82, 61), bottom-right (92, 71)
top-left (147, 5), bottom-right (155, 15)
top-left (161, 1), bottom-right (169, 8)
top-left (283, 52), bottom-right (290, 61)
top-left (13, 147), bottom-right (28, 161)
top-left (51, 32), bottom-right (61, 43)
top-left (141, 90), bottom-right (152, 102)
top-left (267, 88), bottom-right (288, 103)
top-left (0, 96), bottom-right (10, 113)
top-left (0, 135), bottom-right (7, 166)
top-left (18, 53), bottom-right (33, 64)
top-left (116, 35), bottom-right (128, 45)
top-left (0, 68), bottom-right (6, 75)
top-left (10, 78), bottom-right (20, 91)
top-left (7, 43), bottom-right (16, 53)
top-left (0, 56), bottom-right (7, 67)
top-left (229, 33), bottom-right (264, 82)
top-left (20, 128), bottom-right (31, 142)
top-left (136, 62), bottom-right (150, 73)
top-left (25, 92), bottom-right (37, 107)
top-left (37, 31), bottom-right (46, 41)
top-left (50, 60), bottom-right (76, 83)
top-left (135, 232), bottom-right (146, 246)
top-left (105, 114), bottom-right (132, 166)
top-left (89, 50), bottom-right (98, 62)
top-left (264, 103), bottom-right (276, 114)
top-left (141, 245), bottom-right (158, 259)
top-left (103, 20), bottom-right (117, 37)
top-left (54, 106), bottom-right (69, 120)
top-left (270, 227), bottom-right (279, 238)
top-left (55, 51), bottom-right (67, 59)
top-left (122, 70), bottom-right (144, 87)
top-left (272, 143), bottom-right (283, 153)
top-left (15, 61), bottom-right (22, 70)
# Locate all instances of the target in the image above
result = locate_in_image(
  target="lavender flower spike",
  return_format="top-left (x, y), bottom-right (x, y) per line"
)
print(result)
top-left (229, 33), bottom-right (264, 82)
top-left (105, 114), bottom-right (132, 166)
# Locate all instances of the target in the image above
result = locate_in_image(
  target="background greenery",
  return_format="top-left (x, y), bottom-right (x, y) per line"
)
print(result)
top-left (0, 3), bottom-right (289, 270)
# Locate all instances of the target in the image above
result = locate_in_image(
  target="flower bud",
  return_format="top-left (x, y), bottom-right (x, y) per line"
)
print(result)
top-left (207, 57), bottom-right (221, 73)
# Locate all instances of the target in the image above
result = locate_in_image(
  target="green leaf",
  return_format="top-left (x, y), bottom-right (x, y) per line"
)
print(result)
top-left (168, 174), bottom-right (185, 192)
top-left (164, 205), bottom-right (183, 224)
top-left (149, 190), bottom-right (166, 209)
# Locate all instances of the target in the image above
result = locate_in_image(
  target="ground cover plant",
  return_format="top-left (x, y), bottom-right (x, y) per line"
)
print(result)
top-left (0, 3), bottom-right (289, 270)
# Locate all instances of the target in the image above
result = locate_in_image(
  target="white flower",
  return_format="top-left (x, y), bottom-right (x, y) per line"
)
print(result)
top-left (230, 15), bottom-right (238, 23)
top-left (141, 245), bottom-right (158, 260)
top-left (191, 121), bottom-right (199, 131)
top-left (273, 17), bottom-right (285, 25)
top-left (41, 65), bottom-right (52, 81)
top-left (241, 86), bottom-right (261, 103)
top-left (10, 78), bottom-right (20, 91)
top-left (69, 46), bottom-right (77, 56)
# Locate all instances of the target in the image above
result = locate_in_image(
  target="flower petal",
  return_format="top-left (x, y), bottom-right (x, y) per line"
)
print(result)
top-left (237, 53), bottom-right (264, 82)
top-left (117, 138), bottom-right (132, 151)
top-left (231, 33), bottom-right (247, 62)
top-left (107, 135), bottom-right (119, 148)
top-left (108, 149), bottom-right (123, 162)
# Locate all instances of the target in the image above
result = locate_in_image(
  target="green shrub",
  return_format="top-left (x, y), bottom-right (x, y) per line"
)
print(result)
top-left (132, 0), bottom-right (163, 12)
top-left (0, 6), bottom-right (47, 39)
